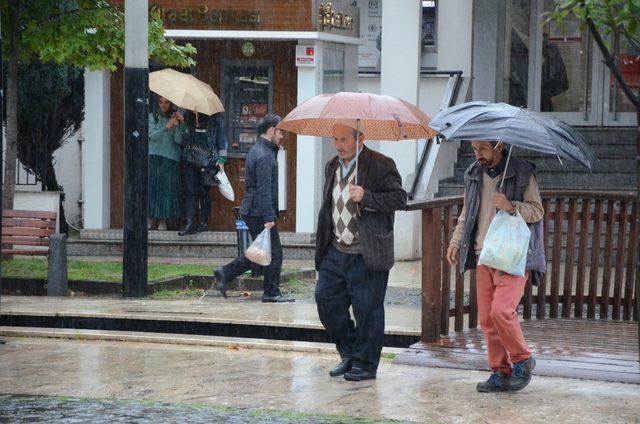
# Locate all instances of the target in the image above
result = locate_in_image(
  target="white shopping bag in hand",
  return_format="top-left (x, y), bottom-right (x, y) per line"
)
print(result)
top-left (245, 228), bottom-right (272, 266)
top-left (217, 168), bottom-right (235, 201)
top-left (478, 210), bottom-right (531, 276)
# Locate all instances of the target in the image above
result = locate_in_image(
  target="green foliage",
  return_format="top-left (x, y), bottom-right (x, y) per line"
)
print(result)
top-left (548, 0), bottom-right (640, 46)
top-left (15, 62), bottom-right (84, 186)
top-left (548, 0), bottom-right (640, 107)
top-left (3, 0), bottom-right (196, 70)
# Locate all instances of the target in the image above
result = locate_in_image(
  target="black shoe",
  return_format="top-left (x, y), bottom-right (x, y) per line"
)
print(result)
top-left (0, 339), bottom-right (5, 345)
top-left (508, 357), bottom-right (536, 392)
top-left (178, 220), bottom-right (196, 236)
top-left (196, 222), bottom-right (208, 232)
top-left (214, 267), bottom-right (228, 299)
top-left (344, 367), bottom-right (376, 381)
top-left (329, 358), bottom-right (353, 377)
top-left (476, 371), bottom-right (510, 393)
top-left (261, 294), bottom-right (295, 303)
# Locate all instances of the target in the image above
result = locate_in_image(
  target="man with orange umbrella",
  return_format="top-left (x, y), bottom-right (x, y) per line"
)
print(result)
top-left (314, 120), bottom-right (406, 381)
top-left (278, 92), bottom-right (435, 381)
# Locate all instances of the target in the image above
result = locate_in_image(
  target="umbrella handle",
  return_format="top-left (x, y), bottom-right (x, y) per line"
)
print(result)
top-left (355, 119), bottom-right (360, 186)
top-left (356, 119), bottom-right (361, 217)
top-left (500, 144), bottom-right (514, 192)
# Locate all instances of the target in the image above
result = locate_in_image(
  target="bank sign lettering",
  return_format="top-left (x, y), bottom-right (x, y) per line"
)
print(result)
top-left (158, 7), bottom-right (261, 27)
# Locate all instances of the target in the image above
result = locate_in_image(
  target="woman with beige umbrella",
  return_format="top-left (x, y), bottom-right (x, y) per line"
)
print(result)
top-left (147, 95), bottom-right (186, 230)
top-left (148, 69), bottom-right (227, 234)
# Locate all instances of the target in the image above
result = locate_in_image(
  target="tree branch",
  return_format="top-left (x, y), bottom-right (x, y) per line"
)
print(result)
top-left (620, 27), bottom-right (640, 52)
top-left (586, 17), bottom-right (640, 107)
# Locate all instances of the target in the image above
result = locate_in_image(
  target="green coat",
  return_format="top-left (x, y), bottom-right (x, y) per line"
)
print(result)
top-left (148, 113), bottom-right (186, 162)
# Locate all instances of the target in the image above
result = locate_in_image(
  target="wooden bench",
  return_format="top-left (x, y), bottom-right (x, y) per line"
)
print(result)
top-left (2, 209), bottom-right (68, 296)
top-left (2, 210), bottom-right (57, 256)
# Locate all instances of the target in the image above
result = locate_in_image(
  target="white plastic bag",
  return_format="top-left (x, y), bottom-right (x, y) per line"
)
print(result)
top-left (478, 210), bottom-right (531, 277)
top-left (217, 168), bottom-right (235, 201)
top-left (245, 228), bottom-right (272, 266)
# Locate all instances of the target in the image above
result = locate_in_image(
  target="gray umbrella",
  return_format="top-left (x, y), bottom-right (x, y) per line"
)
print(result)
top-left (429, 101), bottom-right (597, 171)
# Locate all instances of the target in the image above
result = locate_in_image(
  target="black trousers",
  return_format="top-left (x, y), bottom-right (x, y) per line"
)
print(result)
top-left (183, 164), bottom-right (211, 223)
top-left (221, 216), bottom-right (283, 297)
top-left (315, 244), bottom-right (389, 372)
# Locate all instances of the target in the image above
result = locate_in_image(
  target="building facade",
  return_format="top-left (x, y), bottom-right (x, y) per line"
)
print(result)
top-left (69, 0), bottom-right (636, 259)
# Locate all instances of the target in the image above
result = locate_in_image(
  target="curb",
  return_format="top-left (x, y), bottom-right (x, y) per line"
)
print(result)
top-left (0, 326), bottom-right (405, 356)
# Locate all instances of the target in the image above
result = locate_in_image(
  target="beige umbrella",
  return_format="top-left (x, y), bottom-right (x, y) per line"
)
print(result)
top-left (149, 69), bottom-right (224, 115)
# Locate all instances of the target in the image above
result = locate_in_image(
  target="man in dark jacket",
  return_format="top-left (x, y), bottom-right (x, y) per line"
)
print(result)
top-left (447, 140), bottom-right (545, 393)
top-left (214, 114), bottom-right (294, 303)
top-left (315, 121), bottom-right (406, 381)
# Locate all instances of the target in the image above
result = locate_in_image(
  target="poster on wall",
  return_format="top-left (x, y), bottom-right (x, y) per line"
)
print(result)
top-left (357, 0), bottom-right (382, 70)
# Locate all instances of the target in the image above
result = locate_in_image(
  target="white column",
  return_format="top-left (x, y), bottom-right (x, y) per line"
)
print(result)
top-left (380, 0), bottom-right (422, 259)
top-left (82, 70), bottom-right (111, 229)
top-left (295, 41), bottom-right (324, 233)
top-left (343, 44), bottom-right (359, 92)
top-left (438, 0), bottom-right (473, 75)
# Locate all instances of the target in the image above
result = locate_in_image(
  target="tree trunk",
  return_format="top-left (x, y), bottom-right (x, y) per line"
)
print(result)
top-left (44, 157), bottom-right (69, 234)
top-left (2, 2), bottom-right (21, 210)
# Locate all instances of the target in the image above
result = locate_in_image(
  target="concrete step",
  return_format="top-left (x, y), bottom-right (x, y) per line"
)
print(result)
top-left (436, 178), bottom-right (636, 197)
top-left (71, 230), bottom-right (316, 259)
top-left (450, 167), bottom-right (635, 189)
top-left (435, 182), bottom-right (465, 197)
top-left (577, 127), bottom-right (637, 144)
top-left (455, 128), bottom-right (636, 148)
top-left (0, 296), bottom-right (421, 347)
top-left (455, 155), bottom-right (635, 173)
top-left (68, 239), bottom-right (316, 260)
top-left (457, 142), bottom-right (636, 157)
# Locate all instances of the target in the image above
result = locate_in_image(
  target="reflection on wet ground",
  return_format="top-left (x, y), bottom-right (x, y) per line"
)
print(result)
top-left (2, 337), bottom-right (640, 423)
top-left (0, 394), bottom-right (411, 424)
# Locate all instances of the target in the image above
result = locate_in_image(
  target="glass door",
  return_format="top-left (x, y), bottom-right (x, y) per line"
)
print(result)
top-left (603, 35), bottom-right (640, 126)
top-left (530, 0), bottom-right (601, 125)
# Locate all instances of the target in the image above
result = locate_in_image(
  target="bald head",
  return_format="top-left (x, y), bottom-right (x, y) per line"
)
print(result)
top-left (332, 124), bottom-right (364, 163)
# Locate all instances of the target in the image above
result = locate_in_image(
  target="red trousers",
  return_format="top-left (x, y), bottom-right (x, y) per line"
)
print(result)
top-left (476, 265), bottom-right (531, 375)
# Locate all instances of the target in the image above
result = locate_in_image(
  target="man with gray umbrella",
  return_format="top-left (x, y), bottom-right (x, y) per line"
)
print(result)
top-left (447, 140), bottom-right (545, 393)
top-left (430, 101), bottom-right (595, 393)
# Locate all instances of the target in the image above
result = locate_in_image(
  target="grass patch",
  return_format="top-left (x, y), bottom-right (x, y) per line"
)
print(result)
top-left (1, 258), bottom-right (214, 283)
top-left (280, 278), bottom-right (315, 297)
top-left (150, 288), bottom-right (205, 299)
top-left (381, 353), bottom-right (397, 361)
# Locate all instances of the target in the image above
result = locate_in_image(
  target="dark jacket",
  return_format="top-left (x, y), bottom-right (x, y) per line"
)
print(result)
top-left (184, 112), bottom-right (228, 160)
top-left (240, 137), bottom-right (279, 222)
top-left (459, 156), bottom-right (547, 282)
top-left (315, 146), bottom-right (407, 272)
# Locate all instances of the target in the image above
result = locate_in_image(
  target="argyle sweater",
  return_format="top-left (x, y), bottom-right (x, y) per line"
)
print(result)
top-left (331, 165), bottom-right (360, 254)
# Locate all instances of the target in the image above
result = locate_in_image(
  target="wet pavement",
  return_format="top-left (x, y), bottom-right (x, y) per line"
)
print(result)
top-left (1, 337), bottom-right (639, 423)
top-left (0, 394), bottom-right (409, 423)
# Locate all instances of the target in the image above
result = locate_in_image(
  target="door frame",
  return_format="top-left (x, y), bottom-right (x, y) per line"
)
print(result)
top-left (528, 0), bottom-right (604, 126)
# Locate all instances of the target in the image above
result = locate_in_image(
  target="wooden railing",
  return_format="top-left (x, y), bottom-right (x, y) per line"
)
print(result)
top-left (407, 191), bottom-right (639, 343)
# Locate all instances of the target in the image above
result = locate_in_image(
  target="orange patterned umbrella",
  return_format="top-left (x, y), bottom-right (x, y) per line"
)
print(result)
top-left (277, 92), bottom-right (436, 140)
